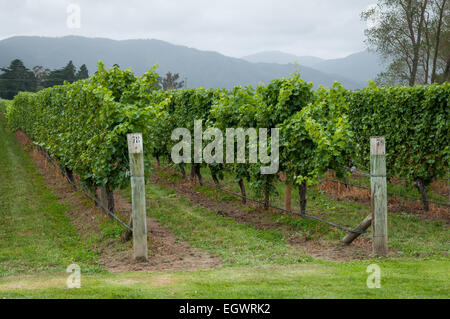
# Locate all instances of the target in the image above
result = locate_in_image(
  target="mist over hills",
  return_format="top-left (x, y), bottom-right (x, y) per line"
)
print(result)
top-left (0, 36), bottom-right (376, 89)
top-left (242, 51), bottom-right (325, 67)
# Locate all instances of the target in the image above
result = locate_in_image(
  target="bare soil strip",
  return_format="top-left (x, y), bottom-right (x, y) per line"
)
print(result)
top-left (319, 177), bottom-right (450, 222)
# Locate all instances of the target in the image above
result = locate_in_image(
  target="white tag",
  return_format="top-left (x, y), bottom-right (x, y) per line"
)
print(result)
top-left (127, 133), bottom-right (143, 154)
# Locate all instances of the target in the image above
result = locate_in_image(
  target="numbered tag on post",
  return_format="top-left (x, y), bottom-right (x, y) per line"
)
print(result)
top-left (127, 133), bottom-right (143, 154)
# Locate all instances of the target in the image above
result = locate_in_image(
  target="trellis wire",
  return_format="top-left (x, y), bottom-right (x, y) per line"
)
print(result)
top-left (156, 164), bottom-right (367, 235)
top-left (330, 166), bottom-right (450, 207)
top-left (212, 182), bottom-right (367, 235)
top-left (38, 147), bottom-right (132, 231)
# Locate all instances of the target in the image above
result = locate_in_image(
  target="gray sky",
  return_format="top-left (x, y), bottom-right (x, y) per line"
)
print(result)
top-left (0, 0), bottom-right (377, 59)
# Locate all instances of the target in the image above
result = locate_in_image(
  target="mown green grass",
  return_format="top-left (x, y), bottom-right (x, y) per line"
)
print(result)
top-left (0, 118), bottom-right (102, 276)
top-left (0, 258), bottom-right (448, 298)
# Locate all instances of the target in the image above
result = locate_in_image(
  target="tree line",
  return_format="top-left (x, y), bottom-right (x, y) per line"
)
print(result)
top-left (0, 59), bottom-right (89, 99)
top-left (0, 58), bottom-right (186, 100)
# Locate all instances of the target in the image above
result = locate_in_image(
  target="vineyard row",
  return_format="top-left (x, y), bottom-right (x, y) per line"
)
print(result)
top-left (1, 62), bottom-right (448, 213)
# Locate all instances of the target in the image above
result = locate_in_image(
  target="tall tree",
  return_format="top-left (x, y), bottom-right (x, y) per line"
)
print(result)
top-left (434, 0), bottom-right (450, 82)
top-left (419, 0), bottom-right (449, 83)
top-left (44, 60), bottom-right (77, 87)
top-left (362, 0), bottom-right (448, 85)
top-left (158, 72), bottom-right (185, 90)
top-left (430, 0), bottom-right (449, 82)
top-left (0, 59), bottom-right (37, 99)
top-left (32, 65), bottom-right (50, 90)
top-left (75, 64), bottom-right (89, 80)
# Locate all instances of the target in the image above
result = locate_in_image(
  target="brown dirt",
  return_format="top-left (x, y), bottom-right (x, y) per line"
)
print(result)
top-left (319, 177), bottom-right (450, 223)
top-left (152, 168), bottom-right (375, 262)
top-left (102, 191), bottom-right (221, 273)
top-left (430, 180), bottom-right (449, 198)
top-left (13, 130), bottom-right (221, 273)
top-left (389, 176), bottom-right (450, 198)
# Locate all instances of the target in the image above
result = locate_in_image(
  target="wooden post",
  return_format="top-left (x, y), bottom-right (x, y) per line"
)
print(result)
top-left (238, 179), bottom-right (246, 203)
top-left (99, 184), bottom-right (114, 216)
top-left (180, 163), bottom-right (186, 179)
top-left (284, 184), bottom-right (292, 211)
top-left (127, 133), bottom-right (148, 261)
top-left (298, 181), bottom-right (307, 215)
top-left (280, 173), bottom-right (292, 211)
top-left (342, 214), bottom-right (372, 245)
top-left (370, 137), bottom-right (388, 256)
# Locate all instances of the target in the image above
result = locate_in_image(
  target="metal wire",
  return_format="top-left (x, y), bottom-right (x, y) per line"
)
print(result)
top-left (320, 177), bottom-right (370, 190)
top-left (195, 180), bottom-right (367, 235)
top-left (325, 175), bottom-right (450, 208)
top-left (154, 164), bottom-right (367, 234)
top-left (386, 190), bottom-right (450, 207)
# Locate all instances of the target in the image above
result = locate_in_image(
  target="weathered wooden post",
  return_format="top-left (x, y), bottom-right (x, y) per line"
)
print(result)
top-left (127, 133), bottom-right (148, 261)
top-left (284, 184), bottom-right (292, 211)
top-left (370, 136), bottom-right (388, 256)
top-left (342, 214), bottom-right (372, 245)
top-left (280, 173), bottom-right (292, 211)
top-left (99, 184), bottom-right (114, 215)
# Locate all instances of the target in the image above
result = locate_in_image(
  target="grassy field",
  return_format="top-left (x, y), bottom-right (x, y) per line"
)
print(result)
top-left (0, 117), bottom-right (448, 298)
top-left (1, 259), bottom-right (448, 298)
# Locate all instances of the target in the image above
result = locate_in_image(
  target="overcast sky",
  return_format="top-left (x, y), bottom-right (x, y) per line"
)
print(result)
top-left (0, 0), bottom-right (377, 59)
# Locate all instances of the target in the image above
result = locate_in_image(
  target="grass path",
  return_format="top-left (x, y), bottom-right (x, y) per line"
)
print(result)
top-left (0, 119), bottom-right (101, 276)
top-left (0, 259), bottom-right (448, 298)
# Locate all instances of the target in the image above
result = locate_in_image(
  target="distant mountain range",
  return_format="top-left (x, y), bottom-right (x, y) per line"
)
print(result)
top-left (242, 50), bottom-right (385, 84)
top-left (0, 36), bottom-right (385, 90)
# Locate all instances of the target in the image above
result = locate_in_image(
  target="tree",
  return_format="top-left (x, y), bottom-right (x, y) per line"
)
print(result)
top-left (0, 59), bottom-right (37, 99)
top-left (32, 66), bottom-right (50, 90)
top-left (434, 0), bottom-right (450, 82)
top-left (75, 64), bottom-right (89, 80)
top-left (429, 0), bottom-right (449, 82)
top-left (62, 60), bottom-right (76, 83)
top-left (419, 0), bottom-right (449, 83)
top-left (362, 0), bottom-right (448, 85)
top-left (43, 60), bottom-right (77, 87)
top-left (158, 72), bottom-right (185, 90)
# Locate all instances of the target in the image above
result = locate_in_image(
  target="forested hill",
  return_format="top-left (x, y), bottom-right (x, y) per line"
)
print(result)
top-left (242, 50), bottom-right (384, 84)
top-left (0, 36), bottom-right (364, 89)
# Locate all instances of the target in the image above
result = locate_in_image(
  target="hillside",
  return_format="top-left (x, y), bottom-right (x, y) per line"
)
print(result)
top-left (242, 49), bottom-right (385, 84)
top-left (0, 36), bottom-right (364, 89)
top-left (312, 50), bottom-right (385, 84)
